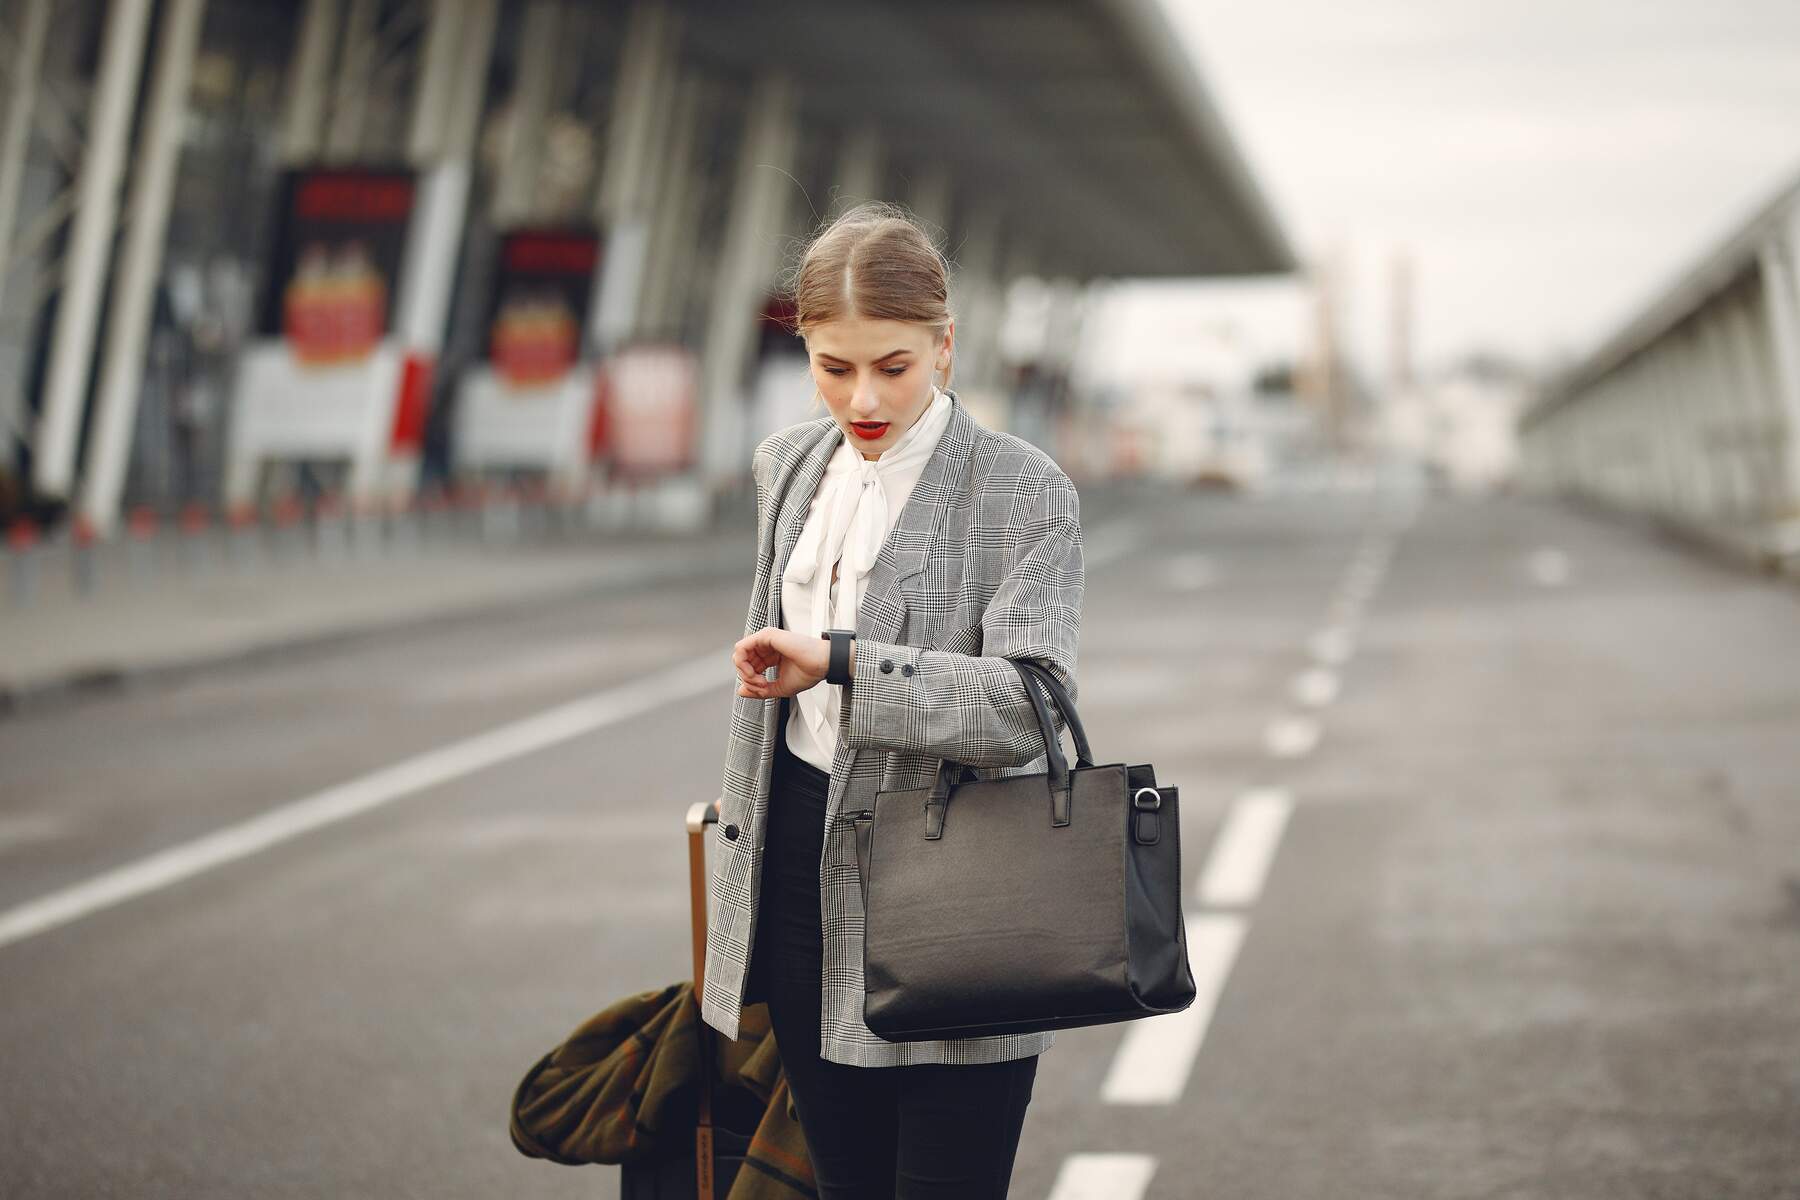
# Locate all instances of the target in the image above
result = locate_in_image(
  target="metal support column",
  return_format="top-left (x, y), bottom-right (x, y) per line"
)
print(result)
top-left (951, 200), bottom-right (1003, 390)
top-left (906, 162), bottom-right (951, 235)
top-left (406, 0), bottom-right (460, 164)
top-left (0, 0), bottom-right (51, 324)
top-left (1671, 325), bottom-right (1722, 520)
top-left (1717, 287), bottom-right (1782, 518)
top-left (592, 0), bottom-right (681, 352)
top-left (78, 0), bottom-right (209, 536)
top-left (281, 0), bottom-right (339, 163)
top-left (491, 0), bottom-right (563, 226)
top-left (1758, 224), bottom-right (1800, 516)
top-left (30, 0), bottom-right (153, 501)
top-left (699, 70), bottom-right (797, 493)
top-left (372, 0), bottom-right (498, 501)
top-left (638, 68), bottom-right (705, 340)
top-left (324, 0), bottom-right (376, 162)
top-left (831, 124), bottom-right (883, 213)
top-left (1695, 306), bottom-right (1750, 517)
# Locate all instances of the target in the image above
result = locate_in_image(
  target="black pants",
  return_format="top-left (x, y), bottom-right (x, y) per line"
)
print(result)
top-left (749, 699), bottom-right (1039, 1199)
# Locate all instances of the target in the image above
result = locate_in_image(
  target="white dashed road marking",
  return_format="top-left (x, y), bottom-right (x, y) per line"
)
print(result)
top-left (1264, 713), bottom-right (1322, 758)
top-left (1528, 546), bottom-right (1572, 586)
top-left (1046, 1153), bottom-right (1160, 1200)
top-left (1085, 519), bottom-right (1149, 568)
top-left (1308, 626), bottom-right (1355, 666)
top-left (1163, 553), bottom-right (1219, 591)
top-left (1197, 788), bottom-right (1295, 908)
top-left (1291, 667), bottom-right (1340, 708)
top-left (1072, 511), bottom-right (1411, 1185)
top-left (1099, 913), bottom-right (1248, 1105)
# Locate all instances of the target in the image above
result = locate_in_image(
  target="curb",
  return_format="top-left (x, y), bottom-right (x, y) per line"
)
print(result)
top-left (0, 478), bottom-right (1157, 721)
top-left (0, 545), bottom-right (748, 722)
top-left (1552, 491), bottom-right (1800, 581)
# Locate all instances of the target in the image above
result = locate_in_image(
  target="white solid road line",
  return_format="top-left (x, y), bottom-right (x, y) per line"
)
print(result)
top-left (1099, 912), bottom-right (1247, 1104)
top-left (1045, 1153), bottom-right (1160, 1200)
top-left (0, 650), bottom-right (730, 951)
top-left (1197, 788), bottom-right (1294, 908)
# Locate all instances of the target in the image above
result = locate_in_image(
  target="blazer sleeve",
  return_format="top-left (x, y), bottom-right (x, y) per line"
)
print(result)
top-left (841, 469), bottom-right (1083, 768)
top-left (740, 438), bottom-right (778, 638)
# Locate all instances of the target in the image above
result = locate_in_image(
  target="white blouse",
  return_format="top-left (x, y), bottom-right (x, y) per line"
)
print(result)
top-left (780, 385), bottom-right (954, 775)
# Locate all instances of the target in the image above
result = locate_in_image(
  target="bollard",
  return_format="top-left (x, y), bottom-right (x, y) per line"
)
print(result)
top-left (351, 497), bottom-right (384, 559)
top-left (546, 480), bottom-right (573, 538)
top-left (271, 496), bottom-right (304, 562)
top-left (521, 479), bottom-right (548, 540)
top-left (127, 506), bottom-right (159, 580)
top-left (179, 502), bottom-right (211, 574)
top-left (503, 484), bottom-right (527, 542)
top-left (461, 480), bottom-right (489, 543)
top-left (71, 514), bottom-right (98, 596)
top-left (418, 485), bottom-right (450, 548)
top-left (479, 483), bottom-right (515, 544)
top-left (390, 493), bottom-right (422, 556)
top-left (7, 517), bottom-right (38, 606)
top-left (226, 502), bottom-right (259, 569)
top-left (313, 493), bottom-right (347, 560)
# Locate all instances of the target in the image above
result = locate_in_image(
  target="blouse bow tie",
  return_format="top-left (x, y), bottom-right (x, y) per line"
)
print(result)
top-left (784, 386), bottom-right (952, 741)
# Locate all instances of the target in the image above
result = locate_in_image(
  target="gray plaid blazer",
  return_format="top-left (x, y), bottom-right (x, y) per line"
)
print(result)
top-left (700, 387), bottom-right (1084, 1067)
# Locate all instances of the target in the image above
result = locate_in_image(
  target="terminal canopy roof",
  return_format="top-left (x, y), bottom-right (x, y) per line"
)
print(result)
top-left (678, 0), bottom-right (1295, 280)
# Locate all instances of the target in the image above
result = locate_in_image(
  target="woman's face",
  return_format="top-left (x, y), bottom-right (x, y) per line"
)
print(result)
top-left (805, 314), bottom-right (953, 460)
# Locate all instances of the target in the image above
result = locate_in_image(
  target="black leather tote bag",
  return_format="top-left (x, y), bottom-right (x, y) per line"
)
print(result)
top-left (849, 658), bottom-right (1197, 1042)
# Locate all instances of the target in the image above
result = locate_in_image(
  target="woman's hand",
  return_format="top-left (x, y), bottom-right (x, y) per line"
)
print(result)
top-left (733, 626), bottom-right (835, 699)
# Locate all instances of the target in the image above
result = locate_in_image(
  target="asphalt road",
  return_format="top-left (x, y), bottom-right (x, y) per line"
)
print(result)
top-left (3, 485), bottom-right (1797, 1198)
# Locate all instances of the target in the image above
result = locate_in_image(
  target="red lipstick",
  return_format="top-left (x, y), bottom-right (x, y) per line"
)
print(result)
top-left (849, 421), bottom-right (890, 440)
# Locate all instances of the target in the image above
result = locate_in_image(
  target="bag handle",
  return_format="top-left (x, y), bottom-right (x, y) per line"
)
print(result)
top-left (1014, 658), bottom-right (1094, 770)
top-left (924, 658), bottom-right (1090, 833)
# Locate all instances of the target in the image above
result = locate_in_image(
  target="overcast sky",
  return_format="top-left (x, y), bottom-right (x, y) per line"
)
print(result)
top-left (1090, 0), bottom-right (1800, 384)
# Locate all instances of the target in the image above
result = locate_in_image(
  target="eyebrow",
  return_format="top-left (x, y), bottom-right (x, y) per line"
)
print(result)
top-left (816, 348), bottom-right (912, 365)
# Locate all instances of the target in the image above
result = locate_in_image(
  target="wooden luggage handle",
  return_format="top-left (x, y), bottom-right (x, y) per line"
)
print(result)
top-left (685, 798), bottom-right (723, 1200)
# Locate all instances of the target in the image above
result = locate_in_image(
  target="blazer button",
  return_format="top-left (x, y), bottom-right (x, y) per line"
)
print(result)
top-left (879, 659), bottom-right (894, 673)
top-left (901, 663), bottom-right (915, 677)
top-left (723, 823), bottom-right (739, 840)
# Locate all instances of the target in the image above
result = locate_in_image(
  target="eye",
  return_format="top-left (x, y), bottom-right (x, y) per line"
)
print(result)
top-left (883, 366), bottom-right (907, 377)
top-left (822, 366), bottom-right (847, 376)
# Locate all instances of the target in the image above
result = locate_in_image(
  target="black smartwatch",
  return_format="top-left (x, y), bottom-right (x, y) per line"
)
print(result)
top-left (820, 628), bottom-right (855, 686)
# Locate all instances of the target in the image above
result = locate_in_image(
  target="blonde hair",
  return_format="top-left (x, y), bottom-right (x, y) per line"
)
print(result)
top-left (781, 200), bottom-right (955, 413)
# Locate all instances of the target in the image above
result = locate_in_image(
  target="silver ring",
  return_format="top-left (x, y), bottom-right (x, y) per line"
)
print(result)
top-left (1132, 787), bottom-right (1162, 811)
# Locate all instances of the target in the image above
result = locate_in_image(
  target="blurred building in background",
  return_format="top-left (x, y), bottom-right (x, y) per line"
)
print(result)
top-left (0, 0), bottom-right (1296, 542)
top-left (1517, 170), bottom-right (1800, 569)
top-left (1383, 353), bottom-right (1534, 495)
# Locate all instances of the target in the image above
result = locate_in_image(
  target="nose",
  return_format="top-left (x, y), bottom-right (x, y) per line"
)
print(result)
top-left (850, 382), bottom-right (880, 419)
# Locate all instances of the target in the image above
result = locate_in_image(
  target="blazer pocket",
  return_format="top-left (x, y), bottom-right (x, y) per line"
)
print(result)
top-left (899, 579), bottom-right (977, 653)
top-left (935, 623), bottom-right (983, 656)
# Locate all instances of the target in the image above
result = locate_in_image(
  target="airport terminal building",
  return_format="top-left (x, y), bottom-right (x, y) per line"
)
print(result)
top-left (0, 0), bottom-right (1290, 537)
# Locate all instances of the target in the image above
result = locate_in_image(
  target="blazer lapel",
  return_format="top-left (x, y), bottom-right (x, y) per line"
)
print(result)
top-left (764, 388), bottom-right (976, 644)
top-left (853, 390), bottom-right (976, 646)
top-left (757, 389), bottom-right (977, 814)
top-left (767, 423), bottom-right (841, 631)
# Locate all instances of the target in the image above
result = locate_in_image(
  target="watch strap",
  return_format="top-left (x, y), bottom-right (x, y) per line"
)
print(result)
top-left (821, 629), bottom-right (853, 686)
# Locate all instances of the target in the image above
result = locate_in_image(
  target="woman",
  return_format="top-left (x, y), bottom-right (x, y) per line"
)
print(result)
top-left (703, 202), bottom-right (1084, 1198)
